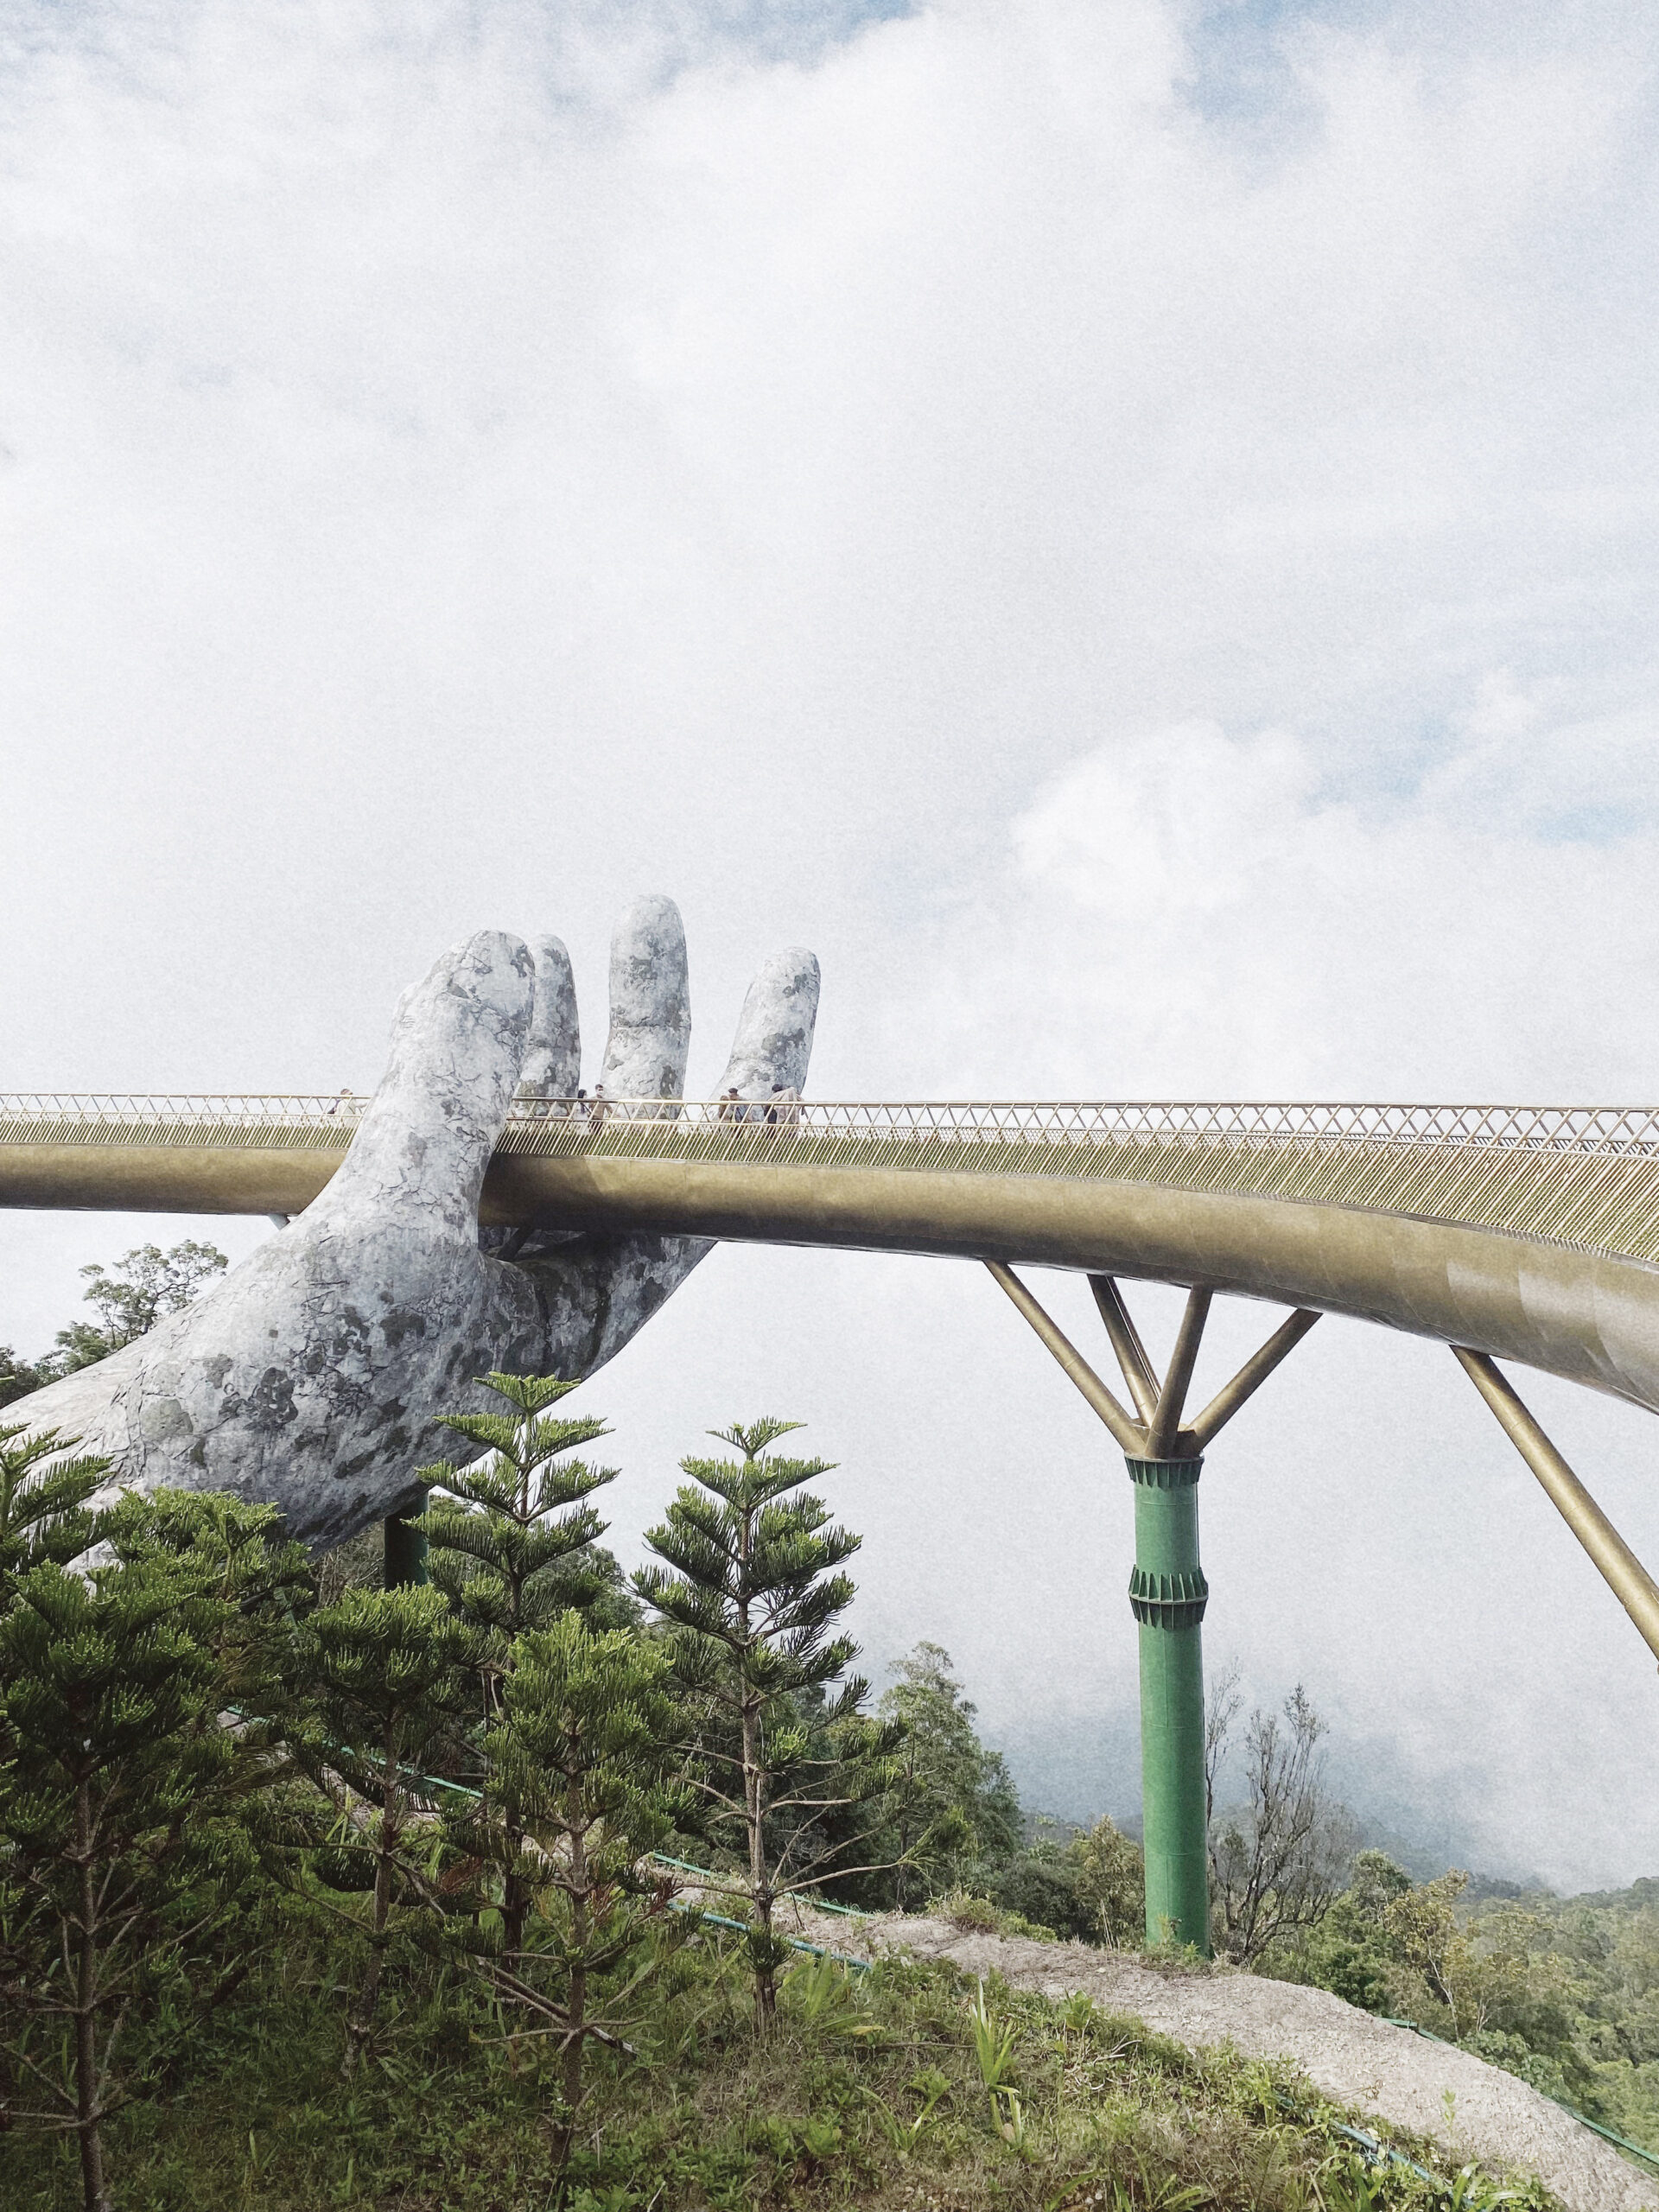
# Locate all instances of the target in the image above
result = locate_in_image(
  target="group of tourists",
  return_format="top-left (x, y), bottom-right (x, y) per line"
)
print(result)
top-left (716, 1084), bottom-right (801, 1128)
top-left (511, 1081), bottom-right (803, 1128)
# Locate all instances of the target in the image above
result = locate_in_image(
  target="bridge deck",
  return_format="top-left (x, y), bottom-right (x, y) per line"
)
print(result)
top-left (4, 1095), bottom-right (1659, 1265)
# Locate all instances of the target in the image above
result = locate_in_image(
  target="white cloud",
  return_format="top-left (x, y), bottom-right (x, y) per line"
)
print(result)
top-left (944, 710), bottom-right (1659, 1102)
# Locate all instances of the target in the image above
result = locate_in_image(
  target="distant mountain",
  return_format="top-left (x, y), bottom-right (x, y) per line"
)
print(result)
top-left (993, 1706), bottom-right (1553, 1893)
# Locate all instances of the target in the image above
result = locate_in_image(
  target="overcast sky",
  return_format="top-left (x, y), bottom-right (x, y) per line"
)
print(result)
top-left (5, 0), bottom-right (1659, 1890)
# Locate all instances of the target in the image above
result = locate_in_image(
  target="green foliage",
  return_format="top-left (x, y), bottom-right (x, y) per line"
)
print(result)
top-left (0, 1355), bottom-right (1610, 2211)
top-left (1071, 1816), bottom-right (1148, 1948)
top-left (418, 1370), bottom-right (632, 1952)
top-left (446, 1610), bottom-right (690, 2158)
top-left (1281, 1851), bottom-right (1413, 2016)
top-left (0, 1927), bottom-right (1563, 2212)
top-left (0, 1349), bottom-right (52, 1409)
top-left (104, 1484), bottom-right (316, 1715)
top-left (636, 1417), bottom-right (898, 2025)
top-left (0, 1421), bottom-right (111, 1609)
top-left (0, 1487), bottom-right (296, 2211)
top-left (861, 1648), bottom-right (1144, 1947)
top-left (315, 1523), bottom-right (382, 1604)
top-left (1269, 1854), bottom-right (1659, 2137)
top-left (290, 1583), bottom-right (474, 2073)
top-left (781, 1949), bottom-right (884, 2039)
top-left (43, 1241), bottom-right (229, 1377)
top-left (1207, 1676), bottom-right (1357, 1965)
top-left (873, 1640), bottom-right (1023, 1910)
top-left (941, 1818), bottom-right (1150, 1949)
top-left (968, 1975), bottom-right (1020, 2142)
top-left (1, 1243), bottom-right (230, 1407)
top-left (419, 1370), bottom-right (632, 1670)
top-left (939, 1888), bottom-right (1065, 1943)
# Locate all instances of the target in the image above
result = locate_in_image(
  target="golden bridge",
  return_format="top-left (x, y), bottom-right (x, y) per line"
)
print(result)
top-left (5, 1090), bottom-right (1659, 1404)
top-left (8, 1088), bottom-right (1659, 1948)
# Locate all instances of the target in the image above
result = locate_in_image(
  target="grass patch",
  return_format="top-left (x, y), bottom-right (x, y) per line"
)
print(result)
top-left (1, 1907), bottom-right (1561, 2211)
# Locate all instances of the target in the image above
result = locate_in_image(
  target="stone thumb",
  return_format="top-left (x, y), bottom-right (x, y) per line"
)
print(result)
top-left (317, 931), bottom-right (535, 1236)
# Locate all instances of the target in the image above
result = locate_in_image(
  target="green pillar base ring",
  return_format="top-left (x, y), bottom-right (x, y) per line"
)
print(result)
top-left (1128, 1564), bottom-right (1209, 1628)
top-left (1124, 1456), bottom-right (1203, 1489)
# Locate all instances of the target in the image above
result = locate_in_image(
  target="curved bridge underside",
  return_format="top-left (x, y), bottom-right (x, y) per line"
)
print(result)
top-left (5, 1095), bottom-right (1659, 1419)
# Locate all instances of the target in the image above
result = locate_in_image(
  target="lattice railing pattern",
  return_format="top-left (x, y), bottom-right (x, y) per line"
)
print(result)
top-left (5, 1095), bottom-right (1659, 1264)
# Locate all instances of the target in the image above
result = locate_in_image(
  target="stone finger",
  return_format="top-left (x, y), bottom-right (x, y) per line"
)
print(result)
top-left (715, 947), bottom-right (820, 1097)
top-left (599, 894), bottom-right (691, 1100)
top-left (518, 937), bottom-right (581, 1100)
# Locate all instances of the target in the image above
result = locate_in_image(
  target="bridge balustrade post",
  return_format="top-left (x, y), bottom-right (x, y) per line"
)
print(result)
top-left (1124, 1452), bottom-right (1210, 1953)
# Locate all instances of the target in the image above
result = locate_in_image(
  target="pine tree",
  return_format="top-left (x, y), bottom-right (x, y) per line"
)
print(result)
top-left (635, 1419), bottom-right (895, 2027)
top-left (295, 1584), bottom-right (474, 2074)
top-left (418, 1372), bottom-right (624, 1694)
top-left (103, 1484), bottom-right (315, 1718)
top-left (417, 1370), bottom-right (625, 1949)
top-left (448, 1612), bottom-right (687, 2166)
top-left (0, 1421), bottom-right (111, 1611)
top-left (0, 1492), bottom-right (293, 2212)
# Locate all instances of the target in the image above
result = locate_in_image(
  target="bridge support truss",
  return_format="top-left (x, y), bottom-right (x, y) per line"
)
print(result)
top-left (987, 1262), bottom-right (1319, 1955)
top-left (989, 1263), bottom-right (1659, 1955)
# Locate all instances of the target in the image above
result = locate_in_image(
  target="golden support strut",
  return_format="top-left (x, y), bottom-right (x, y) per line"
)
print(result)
top-left (1089, 1275), bottom-right (1160, 1427)
top-left (1146, 1289), bottom-right (1212, 1459)
top-left (984, 1261), bottom-right (1143, 1452)
top-left (1453, 1346), bottom-right (1659, 1669)
top-left (988, 1262), bottom-right (1317, 1457)
top-left (1187, 1307), bottom-right (1322, 1450)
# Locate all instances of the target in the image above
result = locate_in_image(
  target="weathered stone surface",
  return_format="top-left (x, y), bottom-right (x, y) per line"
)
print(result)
top-left (18, 901), bottom-right (819, 1551)
top-left (599, 893), bottom-right (691, 1099)
top-left (519, 936), bottom-right (581, 1099)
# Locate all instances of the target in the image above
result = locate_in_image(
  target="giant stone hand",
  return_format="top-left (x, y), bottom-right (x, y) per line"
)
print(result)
top-left (20, 899), bottom-right (819, 1549)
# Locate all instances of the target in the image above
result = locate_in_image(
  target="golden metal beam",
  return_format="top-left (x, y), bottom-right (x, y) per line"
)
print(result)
top-left (1145, 1287), bottom-right (1212, 1459)
top-left (10, 1137), bottom-right (1659, 1420)
top-left (1188, 1308), bottom-right (1321, 1449)
top-left (1453, 1346), bottom-right (1659, 1667)
top-left (0, 1145), bottom-right (342, 1218)
top-left (984, 1262), bottom-right (1145, 1454)
top-left (1089, 1274), bottom-right (1160, 1426)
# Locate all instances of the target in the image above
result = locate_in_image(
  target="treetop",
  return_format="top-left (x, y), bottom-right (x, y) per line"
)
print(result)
top-left (708, 1415), bottom-right (806, 1459)
top-left (467, 1370), bottom-right (591, 1417)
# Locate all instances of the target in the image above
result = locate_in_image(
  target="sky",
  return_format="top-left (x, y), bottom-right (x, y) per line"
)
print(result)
top-left (4, 0), bottom-right (1659, 1890)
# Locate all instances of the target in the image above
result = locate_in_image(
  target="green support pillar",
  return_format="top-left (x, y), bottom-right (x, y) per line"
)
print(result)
top-left (1126, 1454), bottom-right (1210, 1954)
top-left (384, 1498), bottom-right (429, 1589)
top-left (983, 1262), bottom-right (1316, 1956)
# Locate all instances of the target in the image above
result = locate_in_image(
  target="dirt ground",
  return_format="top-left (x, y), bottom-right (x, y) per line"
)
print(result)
top-left (786, 1901), bottom-right (1659, 2212)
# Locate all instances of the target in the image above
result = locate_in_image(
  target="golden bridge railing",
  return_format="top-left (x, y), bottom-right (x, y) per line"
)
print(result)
top-left (5, 1096), bottom-right (1659, 1265)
